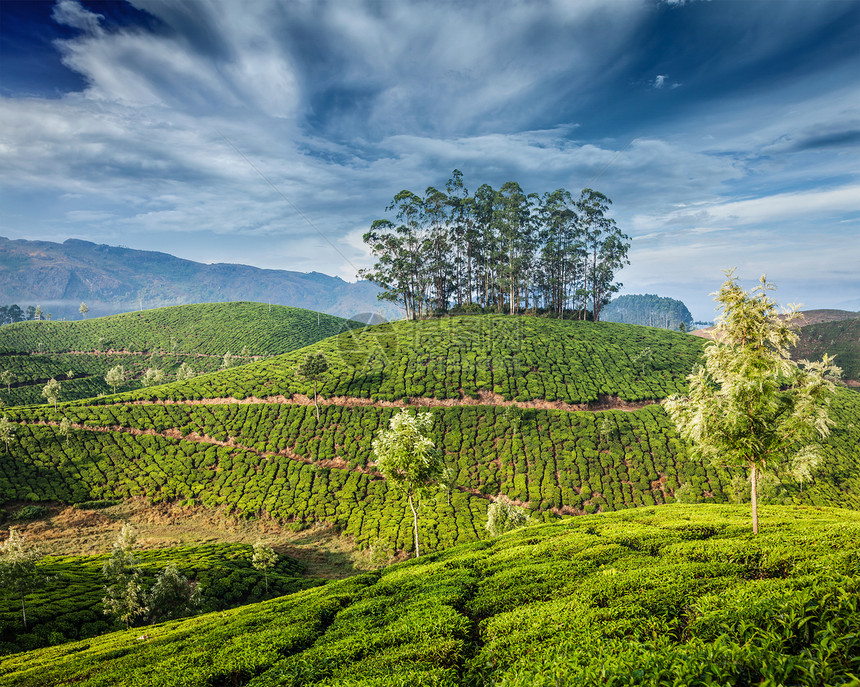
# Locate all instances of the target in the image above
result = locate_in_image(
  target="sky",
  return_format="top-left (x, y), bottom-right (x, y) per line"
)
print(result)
top-left (0, 0), bottom-right (858, 320)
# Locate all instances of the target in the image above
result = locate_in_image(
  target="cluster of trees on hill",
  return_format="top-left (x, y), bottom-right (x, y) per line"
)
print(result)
top-left (359, 171), bottom-right (630, 320)
top-left (0, 305), bottom-right (50, 325)
top-left (601, 294), bottom-right (694, 330)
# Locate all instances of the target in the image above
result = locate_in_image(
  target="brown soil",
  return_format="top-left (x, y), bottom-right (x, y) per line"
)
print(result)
top-left (3, 499), bottom-right (390, 579)
top-left (124, 391), bottom-right (657, 413)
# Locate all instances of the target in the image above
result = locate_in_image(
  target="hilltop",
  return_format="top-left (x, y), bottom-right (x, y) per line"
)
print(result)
top-left (0, 302), bottom-right (365, 406)
top-left (794, 318), bottom-right (860, 384)
top-left (0, 237), bottom-right (399, 321)
top-left (3, 504), bottom-right (859, 686)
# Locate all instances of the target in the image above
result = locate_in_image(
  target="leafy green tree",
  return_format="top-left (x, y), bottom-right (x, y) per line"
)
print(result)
top-left (105, 365), bottom-right (125, 394)
top-left (297, 352), bottom-right (330, 420)
top-left (1, 370), bottom-right (14, 393)
top-left (0, 528), bottom-right (44, 630)
top-left (79, 302), bottom-right (89, 319)
top-left (142, 368), bottom-right (164, 386)
top-left (176, 362), bottom-right (195, 381)
top-left (42, 377), bottom-right (61, 409)
top-left (0, 415), bottom-right (15, 453)
top-left (146, 564), bottom-right (200, 624)
top-left (103, 523), bottom-right (147, 629)
top-left (486, 495), bottom-right (529, 536)
top-left (665, 272), bottom-right (841, 534)
top-left (59, 417), bottom-right (72, 445)
top-left (252, 541), bottom-right (278, 594)
top-left (372, 410), bottom-right (443, 558)
top-left (34, 305), bottom-right (43, 321)
top-left (438, 465), bottom-right (458, 506)
top-left (221, 351), bottom-right (234, 369)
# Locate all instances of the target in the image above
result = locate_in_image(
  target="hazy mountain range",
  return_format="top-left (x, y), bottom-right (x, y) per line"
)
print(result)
top-left (0, 237), bottom-right (398, 321)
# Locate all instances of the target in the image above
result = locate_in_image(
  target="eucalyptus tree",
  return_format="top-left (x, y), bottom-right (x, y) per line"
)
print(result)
top-left (79, 302), bottom-right (89, 319)
top-left (0, 528), bottom-right (44, 630)
top-left (42, 377), bottom-right (61, 409)
top-left (0, 416), bottom-right (15, 453)
top-left (577, 188), bottom-right (630, 321)
top-left (297, 352), bottom-right (330, 420)
top-left (105, 365), bottom-right (125, 394)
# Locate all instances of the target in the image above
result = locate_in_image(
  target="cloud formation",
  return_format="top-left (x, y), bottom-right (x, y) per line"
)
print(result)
top-left (0, 0), bottom-right (858, 318)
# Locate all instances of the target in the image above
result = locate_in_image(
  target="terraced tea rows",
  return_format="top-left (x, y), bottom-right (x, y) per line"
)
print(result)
top-left (0, 543), bottom-right (318, 655)
top-left (3, 505), bottom-right (859, 686)
top-left (103, 317), bottom-right (706, 405)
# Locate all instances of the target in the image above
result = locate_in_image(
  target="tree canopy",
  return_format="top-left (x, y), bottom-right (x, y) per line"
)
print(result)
top-left (360, 171), bottom-right (629, 320)
top-left (665, 271), bottom-right (841, 534)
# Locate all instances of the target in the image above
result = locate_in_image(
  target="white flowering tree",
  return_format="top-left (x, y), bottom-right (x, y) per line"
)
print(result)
top-left (372, 410), bottom-right (443, 558)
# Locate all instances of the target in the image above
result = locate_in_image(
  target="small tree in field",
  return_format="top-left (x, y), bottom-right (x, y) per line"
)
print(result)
top-left (372, 410), bottom-right (443, 558)
top-left (142, 368), bottom-right (164, 386)
top-left (486, 495), bottom-right (529, 536)
top-left (102, 523), bottom-right (147, 629)
top-left (79, 302), bottom-right (89, 319)
top-left (1, 370), bottom-right (14, 393)
top-left (59, 417), bottom-right (72, 445)
top-left (296, 352), bottom-right (330, 420)
top-left (0, 416), bottom-right (15, 453)
top-left (0, 528), bottom-right (44, 630)
top-left (252, 541), bottom-right (278, 594)
top-left (665, 271), bottom-right (841, 535)
top-left (146, 564), bottom-right (199, 624)
top-left (105, 365), bottom-right (125, 394)
top-left (175, 362), bottom-right (195, 381)
top-left (42, 377), bottom-right (61, 409)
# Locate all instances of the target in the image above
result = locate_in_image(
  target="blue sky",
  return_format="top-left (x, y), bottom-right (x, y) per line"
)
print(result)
top-left (1, 0), bottom-right (858, 319)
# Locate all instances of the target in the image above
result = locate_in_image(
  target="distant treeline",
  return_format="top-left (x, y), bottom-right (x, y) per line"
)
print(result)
top-left (360, 170), bottom-right (630, 321)
top-left (0, 304), bottom-right (53, 325)
top-left (601, 294), bottom-right (693, 330)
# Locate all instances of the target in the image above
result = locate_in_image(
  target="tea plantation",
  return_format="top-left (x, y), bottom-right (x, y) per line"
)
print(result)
top-left (794, 317), bottom-right (860, 383)
top-left (0, 303), bottom-right (364, 406)
top-left (2, 505), bottom-right (858, 686)
top-left (98, 316), bottom-right (707, 404)
top-left (0, 543), bottom-right (319, 655)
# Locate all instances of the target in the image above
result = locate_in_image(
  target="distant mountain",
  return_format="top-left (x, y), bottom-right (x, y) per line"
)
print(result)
top-left (601, 294), bottom-right (693, 330)
top-left (0, 236), bottom-right (400, 321)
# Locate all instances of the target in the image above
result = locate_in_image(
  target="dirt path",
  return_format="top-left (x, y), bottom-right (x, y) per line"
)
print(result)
top-left (122, 391), bottom-right (659, 413)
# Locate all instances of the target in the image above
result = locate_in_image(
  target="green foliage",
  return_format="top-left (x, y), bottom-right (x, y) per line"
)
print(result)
top-left (0, 528), bottom-right (44, 631)
top-left (146, 564), bottom-right (200, 624)
top-left (666, 273), bottom-right (841, 534)
top-left (41, 378), bottom-right (61, 409)
top-left (0, 542), bottom-right (314, 654)
top-left (486, 495), bottom-right (529, 536)
top-left (252, 542), bottom-right (278, 593)
top-left (102, 524), bottom-right (147, 629)
top-left (104, 365), bottom-right (126, 394)
top-left (3, 506), bottom-right (860, 686)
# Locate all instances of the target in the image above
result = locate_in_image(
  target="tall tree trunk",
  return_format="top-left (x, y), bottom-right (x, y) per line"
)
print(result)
top-left (408, 493), bottom-right (420, 558)
top-left (313, 380), bottom-right (319, 420)
top-left (750, 462), bottom-right (759, 535)
top-left (21, 593), bottom-right (27, 630)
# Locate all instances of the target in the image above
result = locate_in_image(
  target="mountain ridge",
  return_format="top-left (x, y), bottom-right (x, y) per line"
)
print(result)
top-left (0, 236), bottom-right (399, 320)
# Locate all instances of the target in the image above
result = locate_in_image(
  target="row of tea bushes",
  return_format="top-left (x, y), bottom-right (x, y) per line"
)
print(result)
top-left (92, 317), bottom-right (707, 405)
top-left (5, 388), bottom-right (859, 546)
top-left (0, 543), bottom-right (317, 655)
top-left (0, 302), bottom-right (363, 358)
top-left (3, 505), bottom-right (859, 686)
top-left (0, 423), bottom-right (487, 555)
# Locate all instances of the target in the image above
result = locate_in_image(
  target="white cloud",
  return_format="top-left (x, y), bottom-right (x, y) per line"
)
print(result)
top-left (51, 0), bottom-right (104, 34)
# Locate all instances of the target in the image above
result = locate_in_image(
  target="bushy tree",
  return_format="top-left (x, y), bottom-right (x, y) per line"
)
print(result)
top-left (146, 564), bottom-right (200, 624)
top-left (1, 370), bottom-right (14, 393)
top-left (486, 495), bottom-right (529, 536)
top-left (103, 523), bottom-right (147, 629)
top-left (0, 415), bottom-right (15, 453)
top-left (105, 365), bottom-right (125, 394)
top-left (665, 271), bottom-right (841, 534)
top-left (59, 417), bottom-right (72, 445)
top-left (79, 302), bottom-right (89, 319)
top-left (221, 351), bottom-right (234, 369)
top-left (176, 362), bottom-right (195, 381)
top-left (251, 541), bottom-right (278, 594)
top-left (0, 528), bottom-right (44, 630)
top-left (372, 410), bottom-right (443, 558)
top-left (142, 368), bottom-right (164, 386)
top-left (297, 352), bottom-right (330, 420)
top-left (42, 377), bottom-right (61, 409)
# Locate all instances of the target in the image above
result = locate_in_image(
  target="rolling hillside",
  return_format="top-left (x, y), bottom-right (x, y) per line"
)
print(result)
top-left (0, 236), bottom-right (400, 320)
top-left (793, 318), bottom-right (860, 384)
top-left (2, 315), bottom-right (858, 561)
top-left (0, 302), bottom-right (365, 406)
top-left (3, 505), bottom-right (859, 686)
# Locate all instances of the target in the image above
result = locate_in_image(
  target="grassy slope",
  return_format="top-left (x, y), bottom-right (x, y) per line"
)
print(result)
top-left (793, 318), bottom-right (860, 382)
top-left (0, 302), bottom-right (364, 406)
top-left (0, 542), bottom-right (319, 655)
top-left (2, 505), bottom-right (859, 686)
top-left (103, 315), bottom-right (706, 404)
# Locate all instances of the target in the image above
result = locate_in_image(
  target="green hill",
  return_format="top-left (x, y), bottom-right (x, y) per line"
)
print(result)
top-left (0, 302), bottom-right (364, 406)
top-left (793, 318), bottom-right (860, 383)
top-left (102, 315), bottom-right (707, 405)
top-left (0, 542), bottom-right (319, 655)
top-left (3, 504), bottom-right (859, 686)
top-left (2, 315), bottom-right (858, 559)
